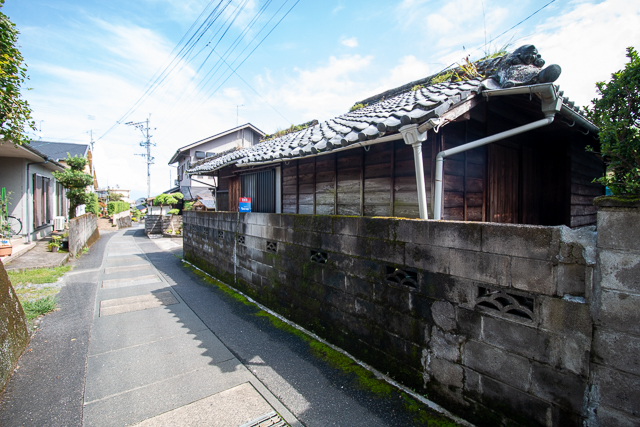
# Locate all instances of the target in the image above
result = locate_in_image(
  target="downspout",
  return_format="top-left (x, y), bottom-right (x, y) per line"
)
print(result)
top-left (433, 83), bottom-right (562, 220)
top-left (399, 124), bottom-right (430, 219)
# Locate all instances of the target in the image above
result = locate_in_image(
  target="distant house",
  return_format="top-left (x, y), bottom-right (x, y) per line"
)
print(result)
top-left (29, 141), bottom-right (97, 190)
top-left (0, 141), bottom-right (68, 243)
top-left (169, 123), bottom-right (264, 201)
top-left (187, 46), bottom-right (603, 227)
top-left (96, 188), bottom-right (131, 203)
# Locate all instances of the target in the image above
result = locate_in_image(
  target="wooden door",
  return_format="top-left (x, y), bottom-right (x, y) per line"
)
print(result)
top-left (488, 144), bottom-right (519, 223)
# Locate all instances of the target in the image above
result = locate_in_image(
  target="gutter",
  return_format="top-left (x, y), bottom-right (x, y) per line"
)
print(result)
top-left (432, 83), bottom-right (562, 220)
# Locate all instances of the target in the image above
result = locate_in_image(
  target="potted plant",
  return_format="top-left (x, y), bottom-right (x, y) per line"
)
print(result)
top-left (48, 235), bottom-right (61, 252)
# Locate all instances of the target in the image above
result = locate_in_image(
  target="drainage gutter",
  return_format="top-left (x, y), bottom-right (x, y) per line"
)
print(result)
top-left (433, 83), bottom-right (562, 220)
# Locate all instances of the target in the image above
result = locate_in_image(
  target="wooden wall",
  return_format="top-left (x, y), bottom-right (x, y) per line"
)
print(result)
top-left (282, 139), bottom-right (435, 219)
top-left (569, 136), bottom-right (605, 227)
top-left (214, 96), bottom-right (604, 228)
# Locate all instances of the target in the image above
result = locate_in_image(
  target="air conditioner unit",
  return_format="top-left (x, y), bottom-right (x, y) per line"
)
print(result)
top-left (53, 216), bottom-right (66, 231)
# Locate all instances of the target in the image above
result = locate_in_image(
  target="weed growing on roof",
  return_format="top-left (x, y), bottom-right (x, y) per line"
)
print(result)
top-left (349, 103), bottom-right (368, 112)
top-left (411, 84), bottom-right (424, 91)
top-left (262, 120), bottom-right (317, 142)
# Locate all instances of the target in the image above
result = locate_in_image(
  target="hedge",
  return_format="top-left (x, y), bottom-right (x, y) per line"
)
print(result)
top-left (107, 201), bottom-right (130, 217)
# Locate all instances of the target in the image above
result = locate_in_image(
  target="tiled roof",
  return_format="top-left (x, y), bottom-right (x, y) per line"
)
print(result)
top-left (188, 79), bottom-right (483, 174)
top-left (187, 47), bottom-right (595, 176)
top-left (29, 141), bottom-right (89, 161)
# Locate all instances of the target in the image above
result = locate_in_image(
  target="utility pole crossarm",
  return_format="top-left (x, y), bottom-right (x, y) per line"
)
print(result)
top-left (127, 117), bottom-right (154, 199)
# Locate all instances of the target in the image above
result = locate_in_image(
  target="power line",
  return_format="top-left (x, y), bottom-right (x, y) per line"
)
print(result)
top-left (435, 0), bottom-right (558, 75)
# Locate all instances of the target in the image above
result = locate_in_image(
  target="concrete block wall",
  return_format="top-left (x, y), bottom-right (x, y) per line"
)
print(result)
top-left (184, 211), bottom-right (598, 426)
top-left (68, 213), bottom-right (99, 257)
top-left (587, 198), bottom-right (640, 426)
top-left (145, 215), bottom-right (182, 235)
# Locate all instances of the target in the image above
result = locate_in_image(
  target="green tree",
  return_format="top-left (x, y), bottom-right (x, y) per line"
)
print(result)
top-left (153, 192), bottom-right (183, 208)
top-left (0, 0), bottom-right (35, 145)
top-left (85, 192), bottom-right (99, 215)
top-left (586, 47), bottom-right (640, 195)
top-left (52, 155), bottom-right (93, 218)
top-left (108, 191), bottom-right (123, 202)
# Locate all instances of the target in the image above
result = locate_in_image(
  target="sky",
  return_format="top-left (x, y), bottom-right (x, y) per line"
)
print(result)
top-left (4, 0), bottom-right (639, 201)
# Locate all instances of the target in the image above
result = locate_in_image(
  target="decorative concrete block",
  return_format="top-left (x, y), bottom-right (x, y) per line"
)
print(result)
top-left (463, 340), bottom-right (531, 391)
top-left (593, 328), bottom-right (640, 377)
top-left (481, 223), bottom-right (559, 260)
top-left (429, 221), bottom-right (482, 251)
top-left (598, 249), bottom-right (640, 293)
top-left (405, 243), bottom-right (450, 275)
top-left (449, 249), bottom-right (510, 286)
top-left (511, 257), bottom-right (555, 295)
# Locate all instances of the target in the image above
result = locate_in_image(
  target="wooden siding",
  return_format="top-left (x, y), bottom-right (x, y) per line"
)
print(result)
top-left (569, 137), bottom-right (605, 227)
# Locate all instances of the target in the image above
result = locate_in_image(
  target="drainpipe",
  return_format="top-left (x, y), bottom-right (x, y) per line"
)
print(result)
top-left (399, 124), bottom-right (429, 219)
top-left (433, 84), bottom-right (562, 220)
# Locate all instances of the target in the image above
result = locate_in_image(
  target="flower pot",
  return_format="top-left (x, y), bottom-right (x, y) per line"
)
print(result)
top-left (50, 246), bottom-right (59, 253)
top-left (0, 245), bottom-right (12, 257)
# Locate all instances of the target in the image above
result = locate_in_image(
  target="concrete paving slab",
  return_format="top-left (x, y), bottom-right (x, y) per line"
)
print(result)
top-left (84, 331), bottom-right (237, 402)
top-left (132, 382), bottom-right (275, 427)
top-left (89, 302), bottom-right (210, 356)
top-left (105, 255), bottom-right (148, 265)
top-left (96, 284), bottom-right (176, 302)
top-left (101, 274), bottom-right (162, 289)
top-left (104, 263), bottom-right (155, 275)
top-left (99, 291), bottom-right (178, 316)
top-left (83, 361), bottom-right (255, 427)
top-left (107, 251), bottom-right (143, 257)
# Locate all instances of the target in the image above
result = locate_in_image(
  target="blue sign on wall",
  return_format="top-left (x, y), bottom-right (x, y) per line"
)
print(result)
top-left (239, 197), bottom-right (251, 212)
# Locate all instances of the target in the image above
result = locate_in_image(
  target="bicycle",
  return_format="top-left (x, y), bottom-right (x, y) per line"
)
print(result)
top-left (0, 215), bottom-right (22, 239)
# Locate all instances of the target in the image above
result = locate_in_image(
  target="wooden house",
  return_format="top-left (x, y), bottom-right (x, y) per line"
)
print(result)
top-left (188, 46), bottom-right (603, 228)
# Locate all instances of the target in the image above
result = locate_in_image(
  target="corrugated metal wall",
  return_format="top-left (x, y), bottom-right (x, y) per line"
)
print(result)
top-left (240, 169), bottom-right (275, 213)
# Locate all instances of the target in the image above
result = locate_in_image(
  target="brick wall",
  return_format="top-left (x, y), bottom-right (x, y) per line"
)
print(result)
top-left (184, 211), bottom-right (598, 426)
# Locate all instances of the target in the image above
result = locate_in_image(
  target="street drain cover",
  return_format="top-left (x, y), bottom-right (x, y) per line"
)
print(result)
top-left (239, 411), bottom-right (288, 427)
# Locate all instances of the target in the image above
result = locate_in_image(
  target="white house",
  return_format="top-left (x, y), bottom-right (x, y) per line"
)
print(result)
top-left (168, 123), bottom-right (264, 200)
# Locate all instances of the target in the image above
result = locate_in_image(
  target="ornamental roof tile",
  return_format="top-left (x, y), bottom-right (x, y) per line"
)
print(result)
top-left (187, 45), bottom-right (594, 175)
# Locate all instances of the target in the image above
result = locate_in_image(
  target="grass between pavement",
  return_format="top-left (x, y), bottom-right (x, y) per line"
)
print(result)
top-left (185, 263), bottom-right (460, 427)
top-left (8, 266), bottom-right (71, 321)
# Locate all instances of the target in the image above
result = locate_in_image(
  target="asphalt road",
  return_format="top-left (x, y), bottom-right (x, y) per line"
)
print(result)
top-left (0, 225), bottom-right (459, 426)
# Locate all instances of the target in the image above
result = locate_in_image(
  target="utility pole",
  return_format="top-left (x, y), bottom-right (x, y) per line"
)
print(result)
top-left (126, 117), bottom-right (155, 199)
top-left (89, 130), bottom-right (95, 188)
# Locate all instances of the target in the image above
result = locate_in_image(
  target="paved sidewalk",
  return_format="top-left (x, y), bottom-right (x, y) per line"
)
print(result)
top-left (1, 225), bottom-right (461, 426)
top-left (83, 229), bottom-right (298, 427)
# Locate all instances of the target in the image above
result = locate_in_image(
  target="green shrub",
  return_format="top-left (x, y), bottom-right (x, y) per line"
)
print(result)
top-left (586, 47), bottom-right (640, 195)
top-left (86, 192), bottom-right (99, 215)
top-left (107, 201), bottom-right (129, 216)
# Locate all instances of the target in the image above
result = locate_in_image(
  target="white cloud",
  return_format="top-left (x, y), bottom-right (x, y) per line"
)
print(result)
top-left (518, 0), bottom-right (640, 107)
top-left (341, 37), bottom-right (359, 48)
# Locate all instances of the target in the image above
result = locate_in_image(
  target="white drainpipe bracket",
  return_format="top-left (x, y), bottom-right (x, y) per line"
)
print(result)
top-left (400, 124), bottom-right (430, 220)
